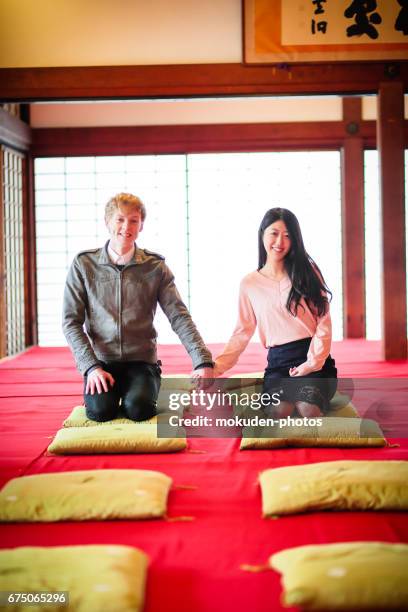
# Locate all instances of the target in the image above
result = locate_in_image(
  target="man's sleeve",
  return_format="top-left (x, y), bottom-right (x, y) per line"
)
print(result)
top-left (158, 263), bottom-right (213, 369)
top-left (62, 258), bottom-right (101, 375)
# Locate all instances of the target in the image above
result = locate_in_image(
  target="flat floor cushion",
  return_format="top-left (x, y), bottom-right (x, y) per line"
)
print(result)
top-left (328, 393), bottom-right (358, 417)
top-left (63, 406), bottom-right (157, 427)
top-left (270, 541), bottom-right (408, 610)
top-left (62, 375), bottom-right (194, 428)
top-left (0, 469), bottom-right (172, 521)
top-left (259, 460), bottom-right (408, 517)
top-left (48, 421), bottom-right (186, 454)
top-left (232, 384), bottom-right (358, 420)
top-left (0, 545), bottom-right (147, 612)
top-left (240, 417), bottom-right (386, 450)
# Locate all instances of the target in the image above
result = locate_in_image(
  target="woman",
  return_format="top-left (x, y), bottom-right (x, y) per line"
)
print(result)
top-left (214, 208), bottom-right (337, 417)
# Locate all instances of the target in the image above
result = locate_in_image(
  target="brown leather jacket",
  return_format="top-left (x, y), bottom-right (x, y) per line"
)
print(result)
top-left (62, 242), bottom-right (212, 374)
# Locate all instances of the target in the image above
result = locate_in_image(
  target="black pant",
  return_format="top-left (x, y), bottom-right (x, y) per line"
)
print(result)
top-left (84, 361), bottom-right (161, 422)
top-left (263, 338), bottom-right (337, 413)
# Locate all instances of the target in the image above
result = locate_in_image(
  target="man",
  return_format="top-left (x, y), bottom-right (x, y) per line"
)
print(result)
top-left (63, 192), bottom-right (213, 422)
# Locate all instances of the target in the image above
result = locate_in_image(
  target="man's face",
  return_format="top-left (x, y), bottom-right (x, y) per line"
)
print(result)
top-left (106, 207), bottom-right (143, 252)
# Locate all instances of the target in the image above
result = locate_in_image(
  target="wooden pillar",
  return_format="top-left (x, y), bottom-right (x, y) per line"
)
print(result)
top-left (377, 82), bottom-right (407, 360)
top-left (23, 155), bottom-right (38, 347)
top-left (341, 97), bottom-right (365, 338)
top-left (0, 147), bottom-right (6, 357)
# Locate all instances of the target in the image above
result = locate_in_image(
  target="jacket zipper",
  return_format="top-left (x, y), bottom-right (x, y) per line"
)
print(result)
top-left (118, 269), bottom-right (122, 358)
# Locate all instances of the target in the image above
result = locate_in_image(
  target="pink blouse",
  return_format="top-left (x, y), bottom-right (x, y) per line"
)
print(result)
top-left (215, 270), bottom-right (332, 376)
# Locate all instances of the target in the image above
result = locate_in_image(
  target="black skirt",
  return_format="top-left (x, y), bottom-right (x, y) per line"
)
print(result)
top-left (263, 337), bottom-right (337, 412)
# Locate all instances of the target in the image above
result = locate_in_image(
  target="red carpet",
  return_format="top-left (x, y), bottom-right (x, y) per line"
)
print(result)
top-left (0, 342), bottom-right (407, 612)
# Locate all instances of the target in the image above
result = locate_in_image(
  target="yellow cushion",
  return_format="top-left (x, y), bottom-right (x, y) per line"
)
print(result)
top-left (270, 541), bottom-right (408, 611)
top-left (328, 392), bottom-right (358, 417)
top-left (63, 406), bottom-right (157, 427)
top-left (230, 373), bottom-right (356, 412)
top-left (0, 469), bottom-right (172, 521)
top-left (240, 417), bottom-right (385, 450)
top-left (259, 460), bottom-right (408, 517)
top-left (48, 421), bottom-right (186, 454)
top-left (231, 380), bottom-right (358, 419)
top-left (63, 375), bottom-right (194, 426)
top-left (0, 545), bottom-right (147, 612)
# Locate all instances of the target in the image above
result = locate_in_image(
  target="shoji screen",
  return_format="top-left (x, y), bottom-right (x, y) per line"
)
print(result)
top-left (1, 146), bottom-right (25, 355)
top-left (188, 151), bottom-right (342, 342)
top-left (35, 152), bottom-right (343, 347)
top-left (34, 155), bottom-right (187, 345)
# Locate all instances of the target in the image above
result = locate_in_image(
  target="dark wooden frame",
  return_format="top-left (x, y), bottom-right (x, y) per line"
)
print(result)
top-left (341, 98), bottom-right (365, 338)
top-left (31, 119), bottom-right (402, 158)
top-left (1, 62), bottom-right (408, 102)
top-left (0, 147), bottom-right (5, 357)
top-left (23, 155), bottom-right (38, 347)
top-left (242, 0), bottom-right (408, 66)
top-left (377, 82), bottom-right (407, 359)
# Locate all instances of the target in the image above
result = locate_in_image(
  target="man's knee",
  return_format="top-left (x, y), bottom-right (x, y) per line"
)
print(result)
top-left (122, 393), bottom-right (157, 422)
top-left (85, 395), bottom-right (119, 422)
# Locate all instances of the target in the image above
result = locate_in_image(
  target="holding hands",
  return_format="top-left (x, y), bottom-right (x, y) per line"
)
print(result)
top-left (190, 366), bottom-right (215, 390)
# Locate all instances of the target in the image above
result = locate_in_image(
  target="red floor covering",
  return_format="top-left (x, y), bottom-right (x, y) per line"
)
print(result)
top-left (0, 342), bottom-right (408, 612)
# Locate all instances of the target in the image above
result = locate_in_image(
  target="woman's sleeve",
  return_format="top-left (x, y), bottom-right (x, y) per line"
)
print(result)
top-left (214, 281), bottom-right (257, 376)
top-left (305, 305), bottom-right (332, 372)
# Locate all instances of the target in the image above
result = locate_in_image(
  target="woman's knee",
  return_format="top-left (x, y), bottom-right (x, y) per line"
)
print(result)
top-left (264, 400), bottom-right (295, 419)
top-left (295, 401), bottom-right (323, 418)
top-left (294, 385), bottom-right (326, 417)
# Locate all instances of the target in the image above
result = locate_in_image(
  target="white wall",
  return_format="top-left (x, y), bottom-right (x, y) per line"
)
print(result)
top-left (30, 96), bottom-right (344, 127)
top-left (0, 0), bottom-right (241, 68)
top-left (29, 96), bottom-right (408, 129)
top-left (362, 96), bottom-right (408, 120)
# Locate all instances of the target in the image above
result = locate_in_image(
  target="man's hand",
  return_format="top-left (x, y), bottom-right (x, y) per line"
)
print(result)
top-left (289, 362), bottom-right (313, 377)
top-left (191, 367), bottom-right (214, 391)
top-left (85, 367), bottom-right (115, 395)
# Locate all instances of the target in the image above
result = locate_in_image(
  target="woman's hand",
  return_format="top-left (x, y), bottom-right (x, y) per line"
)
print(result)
top-left (289, 362), bottom-right (313, 377)
top-left (85, 367), bottom-right (115, 395)
top-left (190, 367), bottom-right (215, 390)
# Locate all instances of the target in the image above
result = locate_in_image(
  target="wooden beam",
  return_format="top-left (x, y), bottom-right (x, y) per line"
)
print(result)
top-left (341, 98), bottom-right (365, 338)
top-left (0, 107), bottom-right (31, 151)
top-left (30, 120), bottom-right (388, 157)
top-left (377, 82), bottom-right (407, 360)
top-left (1, 62), bottom-right (408, 101)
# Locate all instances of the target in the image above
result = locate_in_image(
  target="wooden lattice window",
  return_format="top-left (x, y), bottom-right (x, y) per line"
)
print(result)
top-left (34, 152), bottom-right (343, 345)
top-left (1, 146), bottom-right (25, 355)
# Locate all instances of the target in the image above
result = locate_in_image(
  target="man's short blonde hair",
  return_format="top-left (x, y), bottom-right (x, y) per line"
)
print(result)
top-left (105, 193), bottom-right (146, 223)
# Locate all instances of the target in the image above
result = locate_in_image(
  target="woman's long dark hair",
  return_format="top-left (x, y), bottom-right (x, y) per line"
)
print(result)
top-left (258, 208), bottom-right (331, 317)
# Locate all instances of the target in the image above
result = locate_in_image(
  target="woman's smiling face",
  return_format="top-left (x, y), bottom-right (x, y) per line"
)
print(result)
top-left (262, 220), bottom-right (291, 262)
